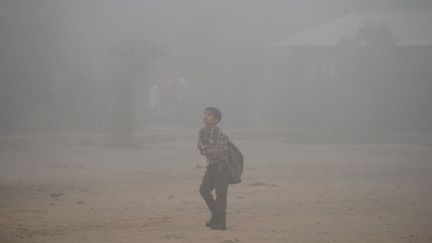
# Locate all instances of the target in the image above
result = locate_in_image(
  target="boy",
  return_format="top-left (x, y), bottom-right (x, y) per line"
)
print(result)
top-left (197, 107), bottom-right (230, 230)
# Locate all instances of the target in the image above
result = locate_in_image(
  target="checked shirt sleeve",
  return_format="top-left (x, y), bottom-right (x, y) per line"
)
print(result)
top-left (208, 126), bottom-right (229, 153)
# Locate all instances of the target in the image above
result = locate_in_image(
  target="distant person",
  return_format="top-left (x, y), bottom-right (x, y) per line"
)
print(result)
top-left (197, 107), bottom-right (243, 230)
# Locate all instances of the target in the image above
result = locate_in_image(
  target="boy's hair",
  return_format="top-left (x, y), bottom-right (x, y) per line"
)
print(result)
top-left (205, 107), bottom-right (222, 122)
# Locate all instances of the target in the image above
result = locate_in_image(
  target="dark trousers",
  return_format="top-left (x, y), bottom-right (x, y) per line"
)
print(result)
top-left (199, 162), bottom-right (229, 225)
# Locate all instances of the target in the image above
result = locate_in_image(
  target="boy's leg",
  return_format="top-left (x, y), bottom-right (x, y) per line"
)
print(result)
top-left (199, 165), bottom-right (217, 220)
top-left (212, 163), bottom-right (230, 228)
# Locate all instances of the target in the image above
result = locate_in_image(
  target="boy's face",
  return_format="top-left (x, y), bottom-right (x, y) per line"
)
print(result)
top-left (203, 110), bottom-right (219, 126)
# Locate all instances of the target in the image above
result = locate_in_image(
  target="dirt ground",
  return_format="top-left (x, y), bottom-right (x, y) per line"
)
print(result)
top-left (1, 134), bottom-right (432, 243)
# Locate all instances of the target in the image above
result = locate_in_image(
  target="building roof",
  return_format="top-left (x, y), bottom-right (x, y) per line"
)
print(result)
top-left (276, 10), bottom-right (432, 46)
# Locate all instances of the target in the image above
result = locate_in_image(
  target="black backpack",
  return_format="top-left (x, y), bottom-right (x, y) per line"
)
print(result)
top-left (226, 141), bottom-right (244, 184)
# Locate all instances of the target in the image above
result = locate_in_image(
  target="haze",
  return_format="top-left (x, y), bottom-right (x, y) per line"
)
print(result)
top-left (1, 1), bottom-right (431, 242)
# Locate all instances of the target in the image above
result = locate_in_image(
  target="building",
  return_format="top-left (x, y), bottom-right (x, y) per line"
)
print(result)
top-left (272, 10), bottom-right (432, 132)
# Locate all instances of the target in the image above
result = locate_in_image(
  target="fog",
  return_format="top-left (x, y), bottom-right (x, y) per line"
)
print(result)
top-left (1, 1), bottom-right (432, 242)
top-left (1, 0), bottom-right (431, 141)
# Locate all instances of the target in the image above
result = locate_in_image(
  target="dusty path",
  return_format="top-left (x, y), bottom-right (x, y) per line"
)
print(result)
top-left (1, 138), bottom-right (432, 242)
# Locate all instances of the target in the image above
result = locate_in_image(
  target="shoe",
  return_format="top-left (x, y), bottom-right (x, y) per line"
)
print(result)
top-left (209, 224), bottom-right (227, 230)
top-left (205, 220), bottom-right (214, 227)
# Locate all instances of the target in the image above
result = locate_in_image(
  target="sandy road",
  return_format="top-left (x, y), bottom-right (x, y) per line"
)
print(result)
top-left (1, 138), bottom-right (432, 242)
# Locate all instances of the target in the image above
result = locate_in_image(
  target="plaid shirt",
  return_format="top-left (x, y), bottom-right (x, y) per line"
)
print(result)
top-left (197, 125), bottom-right (229, 164)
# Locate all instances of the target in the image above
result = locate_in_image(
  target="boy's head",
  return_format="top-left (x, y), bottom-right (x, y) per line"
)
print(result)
top-left (203, 107), bottom-right (222, 126)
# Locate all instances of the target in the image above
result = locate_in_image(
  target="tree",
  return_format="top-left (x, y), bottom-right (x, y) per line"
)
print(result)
top-left (356, 19), bottom-right (397, 47)
top-left (108, 40), bottom-right (164, 146)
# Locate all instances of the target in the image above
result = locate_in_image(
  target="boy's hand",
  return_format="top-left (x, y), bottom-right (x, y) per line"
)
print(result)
top-left (206, 148), bottom-right (223, 156)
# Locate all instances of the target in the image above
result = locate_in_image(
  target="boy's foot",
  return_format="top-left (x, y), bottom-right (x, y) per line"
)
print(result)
top-left (205, 216), bottom-right (217, 227)
top-left (209, 224), bottom-right (227, 230)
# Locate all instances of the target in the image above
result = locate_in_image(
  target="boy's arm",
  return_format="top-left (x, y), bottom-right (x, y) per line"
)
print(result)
top-left (207, 127), bottom-right (228, 156)
top-left (197, 128), bottom-right (208, 156)
top-left (197, 142), bottom-right (207, 155)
